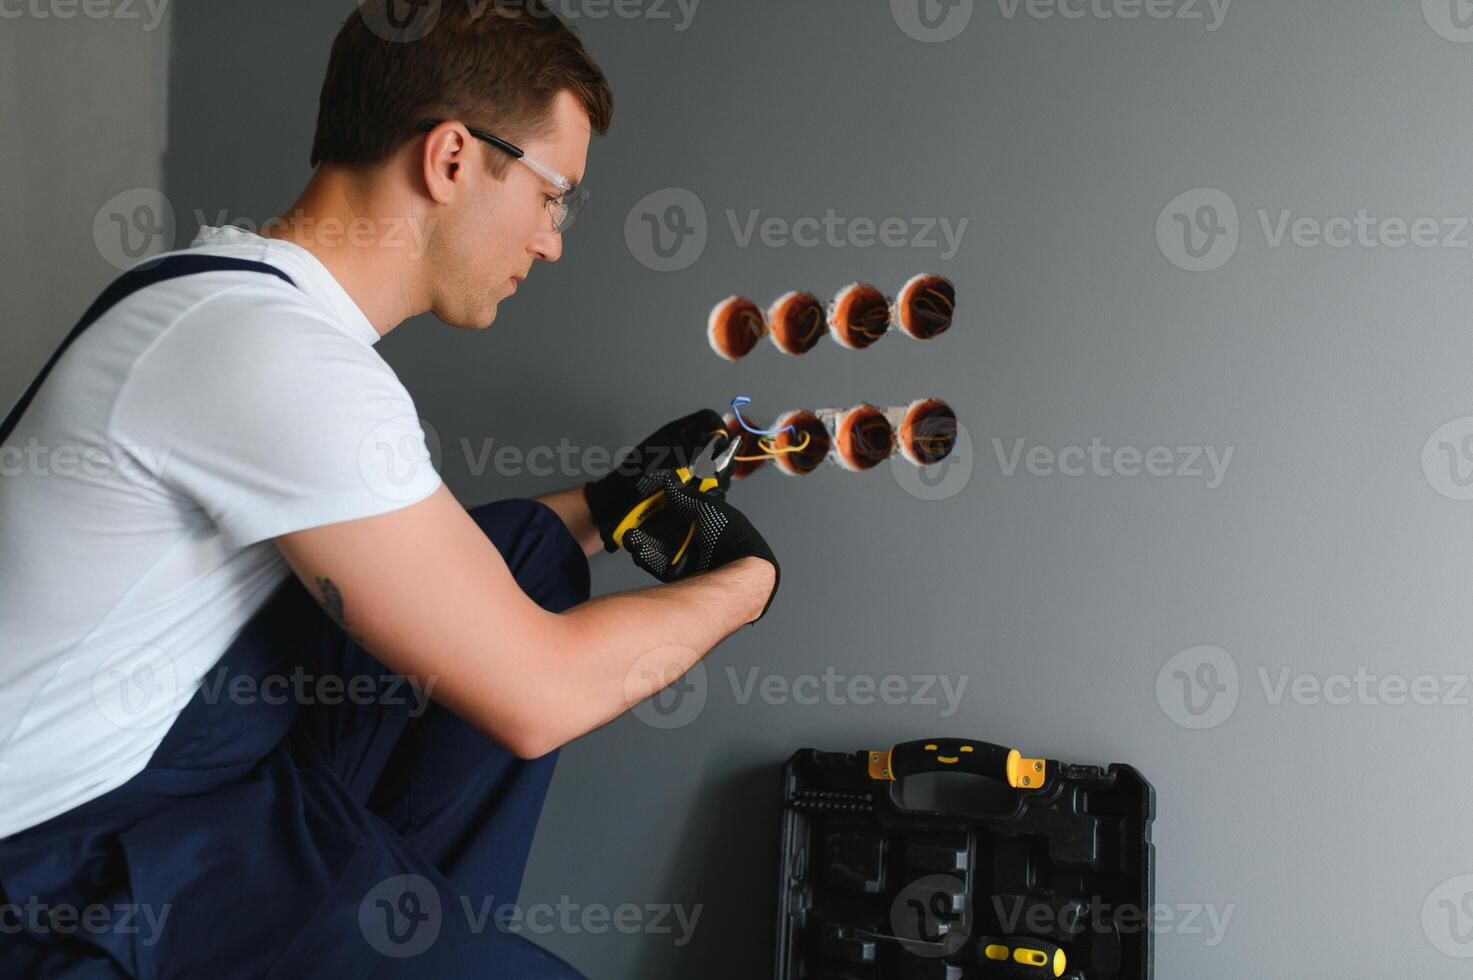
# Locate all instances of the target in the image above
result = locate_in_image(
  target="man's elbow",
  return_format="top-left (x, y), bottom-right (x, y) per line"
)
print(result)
top-left (494, 703), bottom-right (575, 760)
top-left (504, 727), bottom-right (567, 761)
top-left (477, 620), bottom-right (587, 760)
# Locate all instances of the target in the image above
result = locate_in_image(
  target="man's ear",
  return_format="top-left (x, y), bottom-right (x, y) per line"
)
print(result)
top-left (421, 121), bottom-right (472, 205)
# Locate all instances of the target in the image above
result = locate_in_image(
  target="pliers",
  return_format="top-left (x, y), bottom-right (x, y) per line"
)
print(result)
top-left (611, 433), bottom-right (739, 569)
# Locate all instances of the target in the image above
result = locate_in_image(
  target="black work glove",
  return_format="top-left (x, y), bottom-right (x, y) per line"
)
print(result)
top-left (584, 409), bottom-right (731, 553)
top-left (622, 470), bottom-right (780, 623)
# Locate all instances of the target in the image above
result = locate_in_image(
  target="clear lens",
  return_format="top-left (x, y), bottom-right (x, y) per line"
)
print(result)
top-left (554, 183), bottom-right (588, 233)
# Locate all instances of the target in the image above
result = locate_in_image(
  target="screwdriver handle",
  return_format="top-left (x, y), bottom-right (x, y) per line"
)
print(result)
top-left (977, 936), bottom-right (1067, 978)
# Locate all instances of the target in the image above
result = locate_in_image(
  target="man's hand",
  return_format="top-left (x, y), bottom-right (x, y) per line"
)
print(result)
top-left (584, 409), bottom-right (730, 553)
top-left (622, 471), bottom-right (780, 622)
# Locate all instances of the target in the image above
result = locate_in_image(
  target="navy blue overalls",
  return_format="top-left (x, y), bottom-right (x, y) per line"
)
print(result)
top-left (0, 256), bottom-right (591, 978)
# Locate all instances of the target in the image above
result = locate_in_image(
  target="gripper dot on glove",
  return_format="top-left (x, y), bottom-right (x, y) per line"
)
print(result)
top-left (693, 507), bottom-right (729, 573)
top-left (626, 527), bottom-right (671, 579)
top-left (621, 471), bottom-right (780, 621)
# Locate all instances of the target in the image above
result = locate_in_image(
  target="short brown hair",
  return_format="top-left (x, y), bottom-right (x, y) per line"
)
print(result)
top-left (310, 0), bottom-right (614, 174)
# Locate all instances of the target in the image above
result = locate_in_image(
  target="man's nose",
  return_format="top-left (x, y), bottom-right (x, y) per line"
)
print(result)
top-left (531, 228), bottom-right (563, 263)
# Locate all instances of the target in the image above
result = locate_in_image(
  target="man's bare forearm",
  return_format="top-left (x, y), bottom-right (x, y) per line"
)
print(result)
top-left (519, 556), bottom-right (775, 755)
top-left (534, 484), bottom-right (602, 558)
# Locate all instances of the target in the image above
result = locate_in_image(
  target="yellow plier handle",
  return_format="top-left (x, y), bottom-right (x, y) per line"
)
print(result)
top-left (610, 436), bottom-right (736, 562)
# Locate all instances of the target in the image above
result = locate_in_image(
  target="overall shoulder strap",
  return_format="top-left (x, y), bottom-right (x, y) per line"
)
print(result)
top-left (2, 255), bottom-right (299, 445)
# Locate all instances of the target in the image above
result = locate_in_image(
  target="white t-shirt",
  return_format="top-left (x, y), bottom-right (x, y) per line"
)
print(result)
top-left (0, 225), bottom-right (443, 838)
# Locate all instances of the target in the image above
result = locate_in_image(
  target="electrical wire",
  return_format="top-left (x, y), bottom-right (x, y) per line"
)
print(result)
top-left (905, 412), bottom-right (957, 462)
top-left (776, 295), bottom-right (823, 351)
top-left (905, 279), bottom-right (955, 337)
top-left (838, 289), bottom-right (890, 345)
top-left (733, 431), bottom-right (811, 461)
top-left (841, 412), bottom-right (894, 465)
top-left (730, 396), bottom-right (795, 437)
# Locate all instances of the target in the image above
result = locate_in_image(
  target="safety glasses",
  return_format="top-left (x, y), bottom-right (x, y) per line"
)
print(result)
top-left (417, 118), bottom-right (588, 233)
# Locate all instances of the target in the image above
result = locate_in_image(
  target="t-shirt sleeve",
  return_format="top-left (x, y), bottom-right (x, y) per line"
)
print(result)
top-left (111, 293), bottom-right (443, 550)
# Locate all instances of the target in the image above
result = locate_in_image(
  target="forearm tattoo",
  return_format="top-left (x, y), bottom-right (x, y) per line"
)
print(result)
top-left (314, 576), bottom-right (365, 645)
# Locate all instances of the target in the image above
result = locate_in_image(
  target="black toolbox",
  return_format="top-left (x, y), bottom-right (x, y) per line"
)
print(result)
top-left (774, 739), bottom-right (1155, 979)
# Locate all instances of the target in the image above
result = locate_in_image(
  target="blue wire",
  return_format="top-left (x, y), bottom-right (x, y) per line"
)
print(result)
top-left (730, 396), bottom-right (795, 437)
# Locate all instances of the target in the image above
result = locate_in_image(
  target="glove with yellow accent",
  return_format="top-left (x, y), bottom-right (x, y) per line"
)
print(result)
top-left (584, 409), bottom-right (731, 553)
top-left (621, 470), bottom-right (780, 622)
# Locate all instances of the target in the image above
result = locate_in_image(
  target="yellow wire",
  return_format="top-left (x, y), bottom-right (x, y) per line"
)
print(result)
top-left (734, 431), bottom-right (811, 461)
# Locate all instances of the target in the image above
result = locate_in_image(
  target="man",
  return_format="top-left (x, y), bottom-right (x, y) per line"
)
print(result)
top-left (0, 2), bottom-right (778, 976)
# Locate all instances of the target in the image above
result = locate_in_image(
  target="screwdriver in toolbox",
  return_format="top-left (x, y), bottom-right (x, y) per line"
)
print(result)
top-left (976, 935), bottom-right (1068, 977)
top-left (846, 929), bottom-right (1068, 978)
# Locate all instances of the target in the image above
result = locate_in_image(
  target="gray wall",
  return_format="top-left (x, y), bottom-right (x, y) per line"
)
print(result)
top-left (11, 1), bottom-right (1473, 977)
top-left (0, 5), bottom-right (172, 404)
